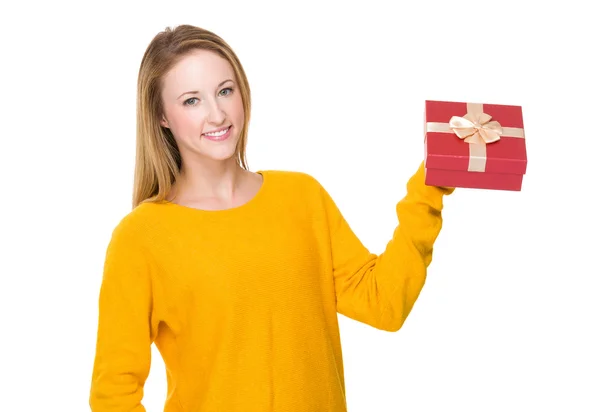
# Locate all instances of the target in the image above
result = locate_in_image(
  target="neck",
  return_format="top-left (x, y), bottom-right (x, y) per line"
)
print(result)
top-left (170, 159), bottom-right (248, 202)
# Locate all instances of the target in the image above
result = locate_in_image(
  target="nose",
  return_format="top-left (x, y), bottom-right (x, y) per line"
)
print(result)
top-left (206, 98), bottom-right (226, 124)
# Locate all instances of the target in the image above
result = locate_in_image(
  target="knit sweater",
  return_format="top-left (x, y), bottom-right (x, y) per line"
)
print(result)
top-left (89, 161), bottom-right (453, 411)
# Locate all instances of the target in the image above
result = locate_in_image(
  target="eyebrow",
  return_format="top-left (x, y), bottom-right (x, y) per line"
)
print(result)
top-left (177, 79), bottom-right (234, 99)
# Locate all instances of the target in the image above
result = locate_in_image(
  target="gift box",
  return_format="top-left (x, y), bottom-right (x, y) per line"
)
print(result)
top-left (424, 100), bottom-right (527, 191)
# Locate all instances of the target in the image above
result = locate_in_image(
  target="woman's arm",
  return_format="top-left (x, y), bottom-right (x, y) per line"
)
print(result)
top-left (89, 220), bottom-right (159, 411)
top-left (320, 161), bottom-right (454, 332)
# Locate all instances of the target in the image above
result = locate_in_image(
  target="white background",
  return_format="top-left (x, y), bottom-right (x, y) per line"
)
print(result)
top-left (1, 1), bottom-right (599, 411)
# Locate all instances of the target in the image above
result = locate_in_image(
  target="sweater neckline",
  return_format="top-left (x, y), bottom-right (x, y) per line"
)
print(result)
top-left (162, 170), bottom-right (268, 215)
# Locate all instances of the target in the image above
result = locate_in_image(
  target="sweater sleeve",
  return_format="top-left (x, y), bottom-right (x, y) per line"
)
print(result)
top-left (319, 161), bottom-right (454, 332)
top-left (89, 220), bottom-right (158, 411)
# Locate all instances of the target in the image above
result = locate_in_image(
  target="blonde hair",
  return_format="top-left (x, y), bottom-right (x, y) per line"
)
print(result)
top-left (132, 24), bottom-right (251, 209)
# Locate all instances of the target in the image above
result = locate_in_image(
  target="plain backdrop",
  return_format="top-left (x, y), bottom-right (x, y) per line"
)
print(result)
top-left (1, 1), bottom-right (599, 411)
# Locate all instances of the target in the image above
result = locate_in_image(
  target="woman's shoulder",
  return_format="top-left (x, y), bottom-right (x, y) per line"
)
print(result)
top-left (262, 169), bottom-right (324, 190)
top-left (108, 206), bottom-right (150, 242)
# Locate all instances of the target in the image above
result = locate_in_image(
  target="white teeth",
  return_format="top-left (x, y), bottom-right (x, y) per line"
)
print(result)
top-left (205, 127), bottom-right (229, 137)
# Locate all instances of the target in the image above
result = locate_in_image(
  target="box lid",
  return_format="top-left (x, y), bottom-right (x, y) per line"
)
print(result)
top-left (424, 100), bottom-right (527, 175)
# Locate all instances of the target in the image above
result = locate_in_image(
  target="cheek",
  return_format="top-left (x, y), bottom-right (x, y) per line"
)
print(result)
top-left (231, 96), bottom-right (245, 124)
top-left (170, 109), bottom-right (205, 137)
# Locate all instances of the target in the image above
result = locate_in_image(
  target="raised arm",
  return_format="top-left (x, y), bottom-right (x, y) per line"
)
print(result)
top-left (320, 161), bottom-right (454, 332)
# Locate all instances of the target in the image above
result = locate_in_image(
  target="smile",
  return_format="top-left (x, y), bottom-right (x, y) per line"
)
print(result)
top-left (202, 126), bottom-right (232, 141)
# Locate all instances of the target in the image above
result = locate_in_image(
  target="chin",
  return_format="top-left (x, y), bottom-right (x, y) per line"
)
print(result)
top-left (199, 148), bottom-right (238, 162)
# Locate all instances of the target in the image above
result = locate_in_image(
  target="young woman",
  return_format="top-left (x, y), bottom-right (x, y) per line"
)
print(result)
top-left (89, 24), bottom-right (454, 412)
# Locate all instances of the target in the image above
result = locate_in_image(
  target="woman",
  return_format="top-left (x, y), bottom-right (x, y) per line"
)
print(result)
top-left (89, 24), bottom-right (454, 412)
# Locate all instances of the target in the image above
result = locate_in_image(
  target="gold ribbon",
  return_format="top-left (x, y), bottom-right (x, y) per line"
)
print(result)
top-left (449, 111), bottom-right (502, 144)
top-left (426, 103), bottom-right (525, 172)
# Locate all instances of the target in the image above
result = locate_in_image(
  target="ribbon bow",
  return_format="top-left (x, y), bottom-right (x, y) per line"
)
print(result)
top-left (449, 112), bottom-right (503, 145)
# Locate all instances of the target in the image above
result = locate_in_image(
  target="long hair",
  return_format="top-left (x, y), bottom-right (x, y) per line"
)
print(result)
top-left (132, 25), bottom-right (251, 209)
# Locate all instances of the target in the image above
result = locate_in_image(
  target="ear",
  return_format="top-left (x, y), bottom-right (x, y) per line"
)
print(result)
top-left (160, 114), bottom-right (169, 128)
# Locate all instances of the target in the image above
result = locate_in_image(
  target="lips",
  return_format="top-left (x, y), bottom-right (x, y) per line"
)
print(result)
top-left (202, 125), bottom-right (232, 141)
top-left (202, 125), bottom-right (231, 136)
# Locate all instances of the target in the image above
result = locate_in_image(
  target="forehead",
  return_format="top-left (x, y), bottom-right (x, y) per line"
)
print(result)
top-left (162, 49), bottom-right (234, 95)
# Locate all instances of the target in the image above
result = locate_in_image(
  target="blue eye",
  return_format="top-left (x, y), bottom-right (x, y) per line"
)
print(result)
top-left (219, 87), bottom-right (233, 96)
top-left (184, 88), bottom-right (233, 106)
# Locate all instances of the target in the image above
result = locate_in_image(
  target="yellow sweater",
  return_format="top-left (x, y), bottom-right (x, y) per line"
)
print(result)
top-left (89, 161), bottom-right (453, 411)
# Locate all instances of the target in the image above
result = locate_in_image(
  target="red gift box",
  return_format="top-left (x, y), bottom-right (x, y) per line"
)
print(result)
top-left (424, 100), bottom-right (527, 191)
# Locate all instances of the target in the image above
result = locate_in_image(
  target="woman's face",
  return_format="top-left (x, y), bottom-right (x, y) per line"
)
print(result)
top-left (160, 49), bottom-right (244, 162)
